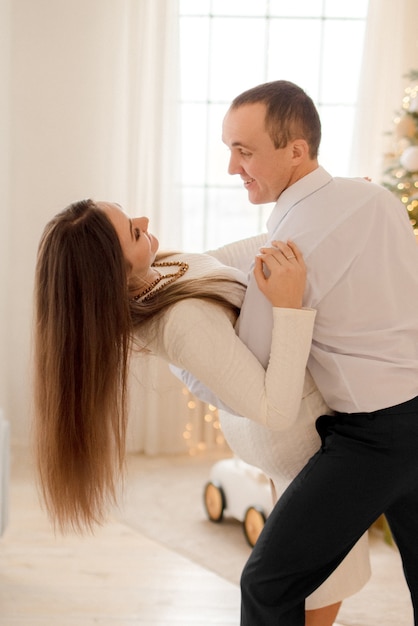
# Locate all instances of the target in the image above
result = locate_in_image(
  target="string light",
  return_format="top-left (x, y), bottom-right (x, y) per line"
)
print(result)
top-left (180, 386), bottom-right (229, 456)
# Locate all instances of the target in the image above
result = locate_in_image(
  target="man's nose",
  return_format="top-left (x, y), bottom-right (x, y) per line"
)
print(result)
top-left (228, 153), bottom-right (242, 175)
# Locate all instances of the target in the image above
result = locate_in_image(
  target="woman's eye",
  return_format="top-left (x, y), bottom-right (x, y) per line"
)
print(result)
top-left (134, 228), bottom-right (140, 241)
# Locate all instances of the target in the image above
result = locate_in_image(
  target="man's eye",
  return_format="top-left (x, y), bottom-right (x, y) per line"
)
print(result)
top-left (240, 150), bottom-right (251, 157)
top-left (134, 228), bottom-right (140, 240)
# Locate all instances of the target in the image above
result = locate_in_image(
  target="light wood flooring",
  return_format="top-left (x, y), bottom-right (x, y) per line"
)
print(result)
top-left (0, 446), bottom-right (413, 626)
top-left (0, 447), bottom-right (240, 626)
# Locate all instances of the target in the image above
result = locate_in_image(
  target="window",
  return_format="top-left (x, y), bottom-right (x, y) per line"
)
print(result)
top-left (179, 0), bottom-right (369, 250)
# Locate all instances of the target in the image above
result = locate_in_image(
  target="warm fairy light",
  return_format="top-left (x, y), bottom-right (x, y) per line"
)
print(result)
top-left (181, 387), bottom-right (228, 456)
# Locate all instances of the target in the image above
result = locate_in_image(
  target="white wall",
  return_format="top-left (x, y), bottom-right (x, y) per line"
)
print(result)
top-left (4, 0), bottom-right (131, 443)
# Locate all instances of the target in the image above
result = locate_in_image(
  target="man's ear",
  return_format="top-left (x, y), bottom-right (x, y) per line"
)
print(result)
top-left (291, 139), bottom-right (309, 162)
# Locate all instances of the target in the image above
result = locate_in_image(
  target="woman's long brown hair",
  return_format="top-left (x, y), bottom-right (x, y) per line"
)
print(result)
top-left (33, 199), bottom-right (243, 532)
top-left (34, 200), bottom-right (132, 531)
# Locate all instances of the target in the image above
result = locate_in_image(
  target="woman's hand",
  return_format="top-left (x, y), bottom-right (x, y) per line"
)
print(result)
top-left (253, 240), bottom-right (306, 308)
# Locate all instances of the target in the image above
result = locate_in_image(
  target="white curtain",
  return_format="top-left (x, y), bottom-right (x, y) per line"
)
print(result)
top-left (349, 0), bottom-right (418, 182)
top-left (3, 0), bottom-right (219, 453)
top-left (117, 0), bottom-right (182, 248)
top-left (117, 1), bottom-right (223, 454)
top-left (0, 0), bottom-right (11, 430)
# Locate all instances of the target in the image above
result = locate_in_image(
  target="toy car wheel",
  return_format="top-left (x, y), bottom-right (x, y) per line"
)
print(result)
top-left (203, 481), bottom-right (225, 522)
top-left (243, 506), bottom-right (266, 547)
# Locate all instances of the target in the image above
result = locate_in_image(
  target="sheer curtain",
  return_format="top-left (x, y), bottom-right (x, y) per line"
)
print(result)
top-left (349, 0), bottom-right (418, 182)
top-left (118, 1), bottom-right (220, 455)
top-left (0, 0), bottom-right (11, 425)
top-left (120, 0), bottom-right (182, 247)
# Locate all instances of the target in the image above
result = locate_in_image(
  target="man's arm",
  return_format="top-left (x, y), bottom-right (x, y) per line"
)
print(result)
top-left (169, 364), bottom-right (239, 413)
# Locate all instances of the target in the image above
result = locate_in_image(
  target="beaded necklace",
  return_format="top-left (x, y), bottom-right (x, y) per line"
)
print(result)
top-left (131, 261), bottom-right (189, 303)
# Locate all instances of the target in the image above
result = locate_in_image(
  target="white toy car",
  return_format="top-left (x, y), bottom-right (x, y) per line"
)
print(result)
top-left (203, 457), bottom-right (273, 547)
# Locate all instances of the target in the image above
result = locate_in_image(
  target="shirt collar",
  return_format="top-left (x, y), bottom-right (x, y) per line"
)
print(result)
top-left (266, 166), bottom-right (332, 235)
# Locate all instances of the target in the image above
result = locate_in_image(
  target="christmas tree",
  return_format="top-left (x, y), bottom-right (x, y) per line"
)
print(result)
top-left (381, 70), bottom-right (418, 234)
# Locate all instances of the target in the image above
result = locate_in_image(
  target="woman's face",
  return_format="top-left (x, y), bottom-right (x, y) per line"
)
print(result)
top-left (98, 202), bottom-right (159, 279)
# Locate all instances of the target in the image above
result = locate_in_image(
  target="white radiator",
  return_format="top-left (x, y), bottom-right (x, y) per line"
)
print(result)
top-left (0, 410), bottom-right (9, 536)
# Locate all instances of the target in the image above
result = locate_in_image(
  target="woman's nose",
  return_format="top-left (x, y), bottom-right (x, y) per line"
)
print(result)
top-left (136, 216), bottom-right (149, 231)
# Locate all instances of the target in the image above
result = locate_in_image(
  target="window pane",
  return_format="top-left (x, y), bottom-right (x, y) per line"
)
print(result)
top-left (318, 105), bottom-right (356, 175)
top-left (205, 188), bottom-right (264, 249)
top-left (182, 188), bottom-right (206, 251)
top-left (320, 20), bottom-right (366, 103)
top-left (179, 18), bottom-right (210, 102)
top-left (269, 0), bottom-right (323, 17)
top-left (181, 103), bottom-right (207, 185)
top-left (207, 103), bottom-right (237, 186)
top-left (324, 0), bottom-right (369, 18)
top-left (209, 18), bottom-right (267, 101)
top-left (267, 19), bottom-right (321, 99)
top-left (211, 0), bottom-right (268, 16)
top-left (179, 0), bottom-right (210, 15)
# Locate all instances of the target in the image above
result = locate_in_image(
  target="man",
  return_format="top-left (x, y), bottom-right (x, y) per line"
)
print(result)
top-left (181, 80), bottom-right (418, 625)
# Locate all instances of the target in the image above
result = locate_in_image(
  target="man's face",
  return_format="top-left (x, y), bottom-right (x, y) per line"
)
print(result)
top-left (222, 102), bottom-right (296, 205)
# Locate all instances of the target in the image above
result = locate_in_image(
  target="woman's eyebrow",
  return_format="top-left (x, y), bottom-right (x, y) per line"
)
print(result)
top-left (129, 219), bottom-right (134, 240)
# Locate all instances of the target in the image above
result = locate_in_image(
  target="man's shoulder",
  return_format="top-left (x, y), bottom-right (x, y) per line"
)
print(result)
top-left (330, 175), bottom-right (387, 198)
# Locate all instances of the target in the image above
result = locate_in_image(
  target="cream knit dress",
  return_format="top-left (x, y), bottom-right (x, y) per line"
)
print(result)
top-left (141, 245), bottom-right (370, 609)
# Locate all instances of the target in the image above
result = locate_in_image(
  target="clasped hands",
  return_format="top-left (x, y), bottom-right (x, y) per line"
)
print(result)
top-left (254, 240), bottom-right (306, 309)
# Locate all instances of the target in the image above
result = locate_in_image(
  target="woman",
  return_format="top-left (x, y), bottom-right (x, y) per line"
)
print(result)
top-left (33, 198), bottom-right (370, 626)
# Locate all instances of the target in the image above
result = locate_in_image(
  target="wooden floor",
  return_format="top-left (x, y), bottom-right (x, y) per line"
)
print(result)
top-left (0, 447), bottom-right (240, 626)
top-left (0, 446), bottom-right (412, 626)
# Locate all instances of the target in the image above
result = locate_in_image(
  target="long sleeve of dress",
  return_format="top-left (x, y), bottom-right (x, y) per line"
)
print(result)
top-left (170, 235), bottom-right (268, 410)
top-left (152, 300), bottom-right (316, 430)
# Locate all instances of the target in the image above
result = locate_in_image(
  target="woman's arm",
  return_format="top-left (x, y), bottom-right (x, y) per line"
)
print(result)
top-left (159, 300), bottom-right (315, 430)
top-left (161, 241), bottom-right (312, 429)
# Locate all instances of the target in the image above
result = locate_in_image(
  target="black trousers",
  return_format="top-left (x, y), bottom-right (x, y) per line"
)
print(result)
top-left (240, 395), bottom-right (418, 625)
